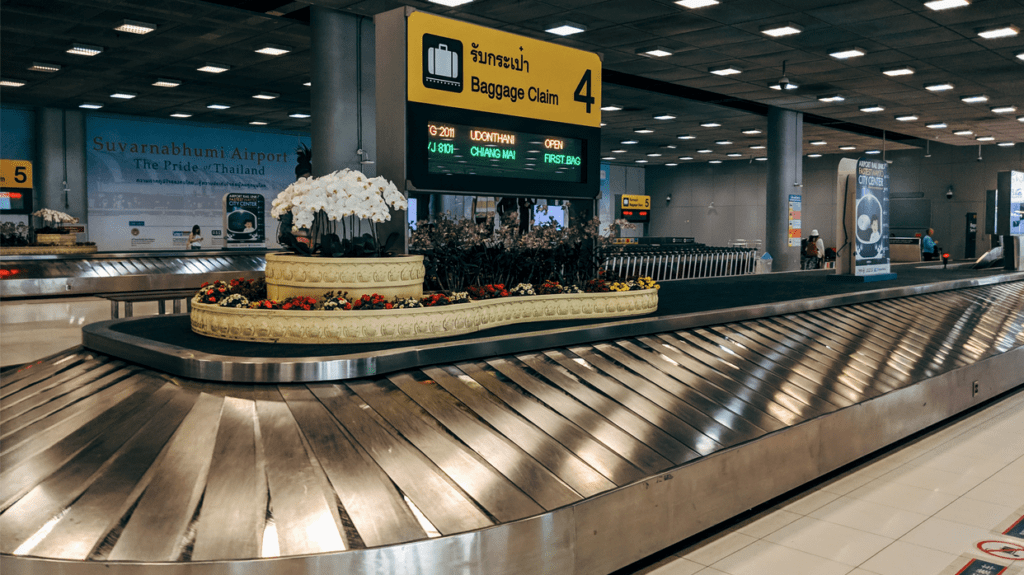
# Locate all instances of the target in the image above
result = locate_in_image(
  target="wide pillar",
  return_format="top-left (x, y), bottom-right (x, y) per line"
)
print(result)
top-left (765, 107), bottom-right (803, 272)
top-left (310, 6), bottom-right (358, 177)
top-left (34, 108), bottom-right (87, 228)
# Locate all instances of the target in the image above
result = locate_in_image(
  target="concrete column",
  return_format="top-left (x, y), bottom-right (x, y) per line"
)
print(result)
top-left (33, 108), bottom-right (88, 226)
top-left (765, 107), bottom-right (803, 271)
top-left (310, 6), bottom-right (358, 177)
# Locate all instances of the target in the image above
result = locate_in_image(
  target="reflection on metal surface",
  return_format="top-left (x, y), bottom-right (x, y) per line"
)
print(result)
top-left (1, 281), bottom-right (1022, 574)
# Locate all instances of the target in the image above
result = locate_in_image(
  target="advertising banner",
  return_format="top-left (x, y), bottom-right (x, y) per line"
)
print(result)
top-left (788, 194), bottom-right (801, 247)
top-left (1009, 171), bottom-right (1023, 236)
top-left (854, 158), bottom-right (891, 276)
top-left (223, 192), bottom-right (266, 248)
top-left (86, 115), bottom-right (306, 251)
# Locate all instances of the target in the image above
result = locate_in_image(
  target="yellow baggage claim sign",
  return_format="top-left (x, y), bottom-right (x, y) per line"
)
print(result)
top-left (407, 11), bottom-right (602, 128)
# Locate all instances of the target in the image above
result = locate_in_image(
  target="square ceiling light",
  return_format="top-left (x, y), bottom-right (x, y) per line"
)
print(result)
top-left (653, 113), bottom-right (676, 120)
top-left (253, 92), bottom-right (280, 100)
top-left (611, 149), bottom-right (627, 153)
top-left (998, 142), bottom-right (1015, 147)
top-left (427, 0), bottom-right (475, 6)
top-left (29, 62), bottom-right (61, 72)
top-left (715, 140), bottom-right (732, 145)
top-left (602, 156), bottom-right (616, 160)
top-left (882, 66), bottom-right (915, 76)
top-left (926, 122), bottom-right (947, 129)
top-left (953, 130), bottom-right (973, 135)
top-left (895, 114), bottom-right (919, 121)
top-left (924, 0), bottom-right (970, 10)
top-left (810, 140), bottom-right (827, 145)
top-left (700, 121), bottom-right (721, 127)
top-left (709, 65), bottom-right (742, 76)
top-left (621, 139), bottom-right (639, 145)
top-left (829, 47), bottom-right (865, 59)
top-left (637, 47), bottom-right (673, 57)
top-left (754, 157), bottom-right (767, 161)
top-left (600, 104), bottom-right (622, 111)
top-left (865, 149), bottom-right (881, 154)
top-left (198, 63), bottom-right (231, 73)
top-left (635, 159), bottom-right (649, 164)
top-left (976, 136), bottom-right (995, 141)
top-left (170, 113), bottom-right (192, 118)
top-left (256, 44), bottom-right (291, 56)
top-left (289, 113), bottom-right (311, 118)
top-left (818, 94), bottom-right (844, 102)
top-left (991, 106), bottom-right (1017, 113)
top-left (647, 153), bottom-right (662, 157)
top-left (742, 129), bottom-right (762, 135)
top-left (860, 105), bottom-right (885, 112)
top-left (807, 153), bottom-right (822, 158)
top-left (153, 78), bottom-right (180, 87)
top-left (665, 163), bottom-right (678, 166)
top-left (1018, 116), bottom-right (1024, 122)
top-left (727, 153), bottom-right (742, 157)
top-left (545, 21), bottom-right (586, 36)
top-left (110, 91), bottom-right (137, 99)
top-left (634, 128), bottom-right (654, 133)
top-left (67, 43), bottom-right (103, 56)
top-left (115, 19), bottom-right (156, 34)
top-left (679, 156), bottom-right (694, 160)
top-left (676, 0), bottom-right (718, 7)
top-left (709, 160), bottom-right (722, 163)
top-left (925, 82), bottom-right (954, 91)
top-left (79, 102), bottom-right (103, 109)
top-left (677, 134), bottom-right (695, 140)
top-left (977, 25), bottom-right (1019, 39)
top-left (839, 145), bottom-right (857, 150)
top-left (1018, 52), bottom-right (1024, 61)
top-left (697, 149), bottom-right (713, 153)
top-left (750, 144), bottom-right (766, 149)
top-left (961, 94), bottom-right (988, 103)
top-left (207, 103), bottom-right (231, 110)
top-left (0, 79), bottom-right (26, 87)
top-left (761, 23), bottom-right (802, 37)
top-left (250, 121), bottom-right (268, 125)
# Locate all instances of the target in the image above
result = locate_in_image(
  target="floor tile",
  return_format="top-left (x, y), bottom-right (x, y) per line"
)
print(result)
top-left (809, 496), bottom-right (928, 539)
top-left (645, 557), bottom-right (705, 575)
top-left (781, 489), bottom-right (842, 516)
top-left (734, 509), bottom-right (802, 539)
top-left (709, 539), bottom-right (853, 575)
top-left (845, 479), bottom-right (959, 516)
top-left (899, 517), bottom-right (996, 555)
top-left (821, 470), bottom-right (878, 495)
top-left (859, 540), bottom-right (959, 575)
top-left (877, 465), bottom-right (996, 497)
top-left (764, 515), bottom-right (893, 566)
top-left (681, 532), bottom-right (758, 566)
top-left (916, 452), bottom-right (1007, 477)
top-left (934, 497), bottom-right (1018, 531)
top-left (963, 479), bottom-right (1024, 508)
top-left (692, 568), bottom-right (730, 575)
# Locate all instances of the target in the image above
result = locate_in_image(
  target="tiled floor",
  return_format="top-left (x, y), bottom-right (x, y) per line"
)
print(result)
top-left (626, 387), bottom-right (1024, 575)
top-left (0, 297), bottom-right (159, 367)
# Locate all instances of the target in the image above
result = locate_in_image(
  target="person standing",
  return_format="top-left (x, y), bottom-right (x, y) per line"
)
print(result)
top-left (922, 228), bottom-right (937, 261)
top-left (803, 230), bottom-right (824, 269)
top-left (188, 225), bottom-right (204, 250)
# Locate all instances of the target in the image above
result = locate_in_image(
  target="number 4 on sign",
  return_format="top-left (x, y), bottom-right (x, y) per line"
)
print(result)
top-left (574, 70), bottom-right (594, 113)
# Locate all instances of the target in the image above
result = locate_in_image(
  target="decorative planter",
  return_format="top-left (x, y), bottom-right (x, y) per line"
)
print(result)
top-left (191, 289), bottom-right (658, 344)
top-left (35, 233), bottom-right (76, 246)
top-left (264, 253), bottom-right (425, 302)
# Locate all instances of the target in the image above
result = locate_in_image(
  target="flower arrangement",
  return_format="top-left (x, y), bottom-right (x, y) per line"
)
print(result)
top-left (219, 294), bottom-right (250, 308)
top-left (281, 296), bottom-right (318, 311)
top-left (32, 208), bottom-right (79, 236)
top-left (270, 169), bottom-right (407, 257)
top-left (467, 284), bottom-right (510, 300)
top-left (510, 283), bottom-right (536, 296)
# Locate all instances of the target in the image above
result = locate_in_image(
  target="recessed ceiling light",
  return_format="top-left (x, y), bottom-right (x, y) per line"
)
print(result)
top-left (709, 160), bottom-right (723, 164)
top-left (545, 21), bottom-right (586, 36)
top-left (634, 128), bottom-right (654, 134)
top-left (602, 156), bottom-right (617, 160)
top-left (621, 140), bottom-right (639, 145)
top-left (290, 113), bottom-right (311, 118)
top-left (742, 129), bottom-right (762, 135)
top-left (839, 145), bottom-right (857, 150)
top-left (303, 81), bottom-right (311, 87)
top-left (697, 149), bottom-right (713, 153)
top-left (611, 149), bottom-right (627, 153)
top-left (600, 123), bottom-right (607, 127)
top-left (860, 105), bottom-right (885, 113)
top-left (754, 157), bottom-right (768, 161)
top-left (198, 63), bottom-right (231, 73)
top-left (727, 153), bottom-right (742, 157)
top-left (427, 0), bottom-right (475, 6)
top-left (647, 153), bottom-right (662, 157)
top-left (829, 47), bottom-right (866, 59)
top-left (750, 144), bottom-right (766, 150)
top-left (79, 102), bottom-right (103, 109)
top-left (110, 91), bottom-right (137, 99)
top-left (977, 25), bottom-right (1019, 39)
top-left (249, 121), bottom-right (268, 125)
top-left (926, 122), bottom-right (947, 129)
top-left (924, 0), bottom-right (970, 10)
top-left (679, 156), bottom-right (694, 160)
top-left (677, 134), bottom-right (696, 140)
top-left (0, 79), bottom-right (26, 87)
top-left (997, 142), bottom-right (1015, 147)
top-left (1018, 52), bottom-right (1024, 61)
top-left (253, 92), bottom-right (280, 100)
top-left (153, 78), bottom-right (181, 87)
top-left (818, 94), bottom-right (845, 103)
top-left (865, 149), bottom-right (881, 154)
top-left (700, 122), bottom-right (721, 127)
top-left (676, 0), bottom-right (719, 8)
top-left (961, 94), bottom-right (989, 103)
top-left (1018, 116), bottom-right (1024, 122)
top-left (810, 140), bottom-right (827, 145)
top-left (29, 62), bottom-right (60, 72)
top-left (665, 163), bottom-right (679, 166)
top-left (709, 65), bottom-right (742, 76)
top-left (653, 113), bottom-right (676, 120)
top-left (638, 47), bottom-right (673, 57)
top-left (170, 113), bottom-right (192, 118)
top-left (884, 65), bottom-right (917, 76)
top-left (761, 23), bottom-right (802, 37)
top-left (601, 104), bottom-right (623, 112)
top-left (256, 44), bottom-right (291, 56)
top-left (207, 103), bottom-right (231, 109)
top-left (991, 106), bottom-right (1017, 114)
top-left (807, 153), bottom-right (822, 158)
top-left (115, 19), bottom-right (156, 34)
top-left (715, 140), bottom-right (733, 145)
top-left (661, 145), bottom-right (678, 150)
top-left (635, 159), bottom-right (649, 163)
top-left (895, 115), bottom-right (919, 121)
top-left (953, 130), bottom-right (974, 135)
top-left (67, 43), bottom-right (103, 56)
top-left (925, 82), bottom-right (955, 92)
top-left (976, 136), bottom-right (995, 141)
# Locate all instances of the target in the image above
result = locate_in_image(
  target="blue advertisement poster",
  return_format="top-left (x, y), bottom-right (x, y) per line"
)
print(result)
top-left (854, 158), bottom-right (891, 276)
top-left (86, 115), bottom-right (307, 251)
top-left (1010, 171), bottom-right (1023, 236)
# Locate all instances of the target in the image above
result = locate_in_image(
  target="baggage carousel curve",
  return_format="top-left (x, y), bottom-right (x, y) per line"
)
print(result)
top-left (2, 280), bottom-right (1023, 575)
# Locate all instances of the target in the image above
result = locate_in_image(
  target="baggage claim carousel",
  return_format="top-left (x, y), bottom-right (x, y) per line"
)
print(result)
top-left (2, 260), bottom-right (1023, 575)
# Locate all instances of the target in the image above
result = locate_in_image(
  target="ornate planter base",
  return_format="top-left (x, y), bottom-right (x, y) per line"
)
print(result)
top-left (264, 253), bottom-right (425, 302)
top-left (35, 233), bottom-right (77, 246)
top-left (1, 244), bottom-right (98, 255)
top-left (191, 289), bottom-right (658, 344)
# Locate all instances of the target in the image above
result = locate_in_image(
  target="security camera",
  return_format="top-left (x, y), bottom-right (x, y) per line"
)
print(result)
top-left (946, 186), bottom-right (954, 199)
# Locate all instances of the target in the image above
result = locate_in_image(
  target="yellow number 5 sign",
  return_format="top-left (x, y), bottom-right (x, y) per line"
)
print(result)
top-left (0, 160), bottom-right (33, 189)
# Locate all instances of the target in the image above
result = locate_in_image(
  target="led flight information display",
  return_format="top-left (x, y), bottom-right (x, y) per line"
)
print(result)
top-left (426, 122), bottom-right (583, 183)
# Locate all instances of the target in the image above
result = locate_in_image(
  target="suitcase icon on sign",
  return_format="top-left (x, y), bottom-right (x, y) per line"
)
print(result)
top-left (422, 34), bottom-right (463, 93)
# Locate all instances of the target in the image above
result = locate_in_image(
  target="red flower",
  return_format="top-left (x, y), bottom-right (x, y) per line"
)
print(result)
top-left (385, 303), bottom-right (393, 309)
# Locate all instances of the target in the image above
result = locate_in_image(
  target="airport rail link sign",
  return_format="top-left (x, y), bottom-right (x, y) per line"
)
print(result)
top-left (408, 11), bottom-right (602, 128)
top-left (854, 157), bottom-right (891, 276)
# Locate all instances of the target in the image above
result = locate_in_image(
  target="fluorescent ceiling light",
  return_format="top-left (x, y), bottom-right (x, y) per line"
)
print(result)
top-left (924, 0), bottom-right (970, 10)
top-left (545, 21), bottom-right (586, 36)
top-left (110, 91), bottom-right (137, 99)
top-left (197, 63), bottom-right (231, 73)
top-left (709, 65), bottom-right (742, 76)
top-left (153, 78), bottom-right (180, 87)
top-left (882, 66), bottom-right (915, 76)
top-left (29, 62), bottom-right (60, 72)
top-left (697, 149), bottom-right (713, 153)
top-left (653, 113), bottom-right (676, 120)
top-left (715, 140), bottom-right (733, 145)
top-left (0, 79), bottom-right (26, 87)
top-left (289, 113), bottom-right (311, 118)
top-left (977, 25), bottom-right (1019, 39)
top-left (253, 92), bottom-right (280, 100)
top-left (997, 142), bottom-right (1015, 147)
top-left (303, 81), bottom-right (311, 87)
top-left (991, 106), bottom-right (1017, 113)
top-left (750, 145), bottom-right (766, 149)
top-left (256, 44), bottom-right (291, 56)
top-left (818, 94), bottom-right (845, 102)
top-left (662, 145), bottom-right (677, 149)
top-left (647, 153), bottom-right (662, 157)
top-left (839, 145), bottom-right (857, 150)
top-left (860, 105), bottom-right (885, 112)
top-left (676, 0), bottom-right (719, 8)
top-left (602, 157), bottom-right (616, 160)
top-left (679, 156), bottom-right (694, 160)
top-left (727, 153), bottom-right (742, 157)
top-left (79, 102), bottom-right (103, 109)
top-left (207, 103), bottom-right (231, 109)
top-left (810, 140), bottom-right (827, 145)
top-left (115, 19), bottom-right (156, 34)
top-left (427, 0), bottom-right (475, 6)
top-left (761, 23), bottom-right (802, 37)
top-left (961, 94), bottom-right (988, 103)
top-left (865, 150), bottom-right (881, 154)
top-left (635, 159), bottom-right (649, 163)
top-left (170, 113), bottom-right (192, 118)
top-left (634, 128), bottom-right (654, 133)
top-left (638, 47), bottom-right (673, 57)
top-left (665, 163), bottom-right (679, 166)
top-left (1019, 116), bottom-right (1024, 122)
top-left (926, 122), bottom-right (947, 129)
top-left (742, 129), bottom-right (762, 135)
top-left (953, 130), bottom-right (973, 135)
top-left (807, 153), bottom-right (822, 158)
top-left (250, 121), bottom-right (268, 125)
top-left (611, 149), bottom-right (627, 153)
top-left (976, 136), bottom-right (995, 141)
top-left (700, 122), bottom-right (721, 127)
top-left (600, 104), bottom-right (623, 111)
top-left (600, 123), bottom-right (607, 127)
top-left (829, 47), bottom-right (865, 59)
top-left (677, 134), bottom-right (696, 140)
top-left (925, 82), bottom-right (954, 91)
top-left (895, 114), bottom-right (919, 121)
top-left (709, 160), bottom-right (722, 163)
top-left (621, 140), bottom-right (639, 145)
top-left (67, 43), bottom-right (103, 56)
top-left (755, 157), bottom-right (768, 161)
